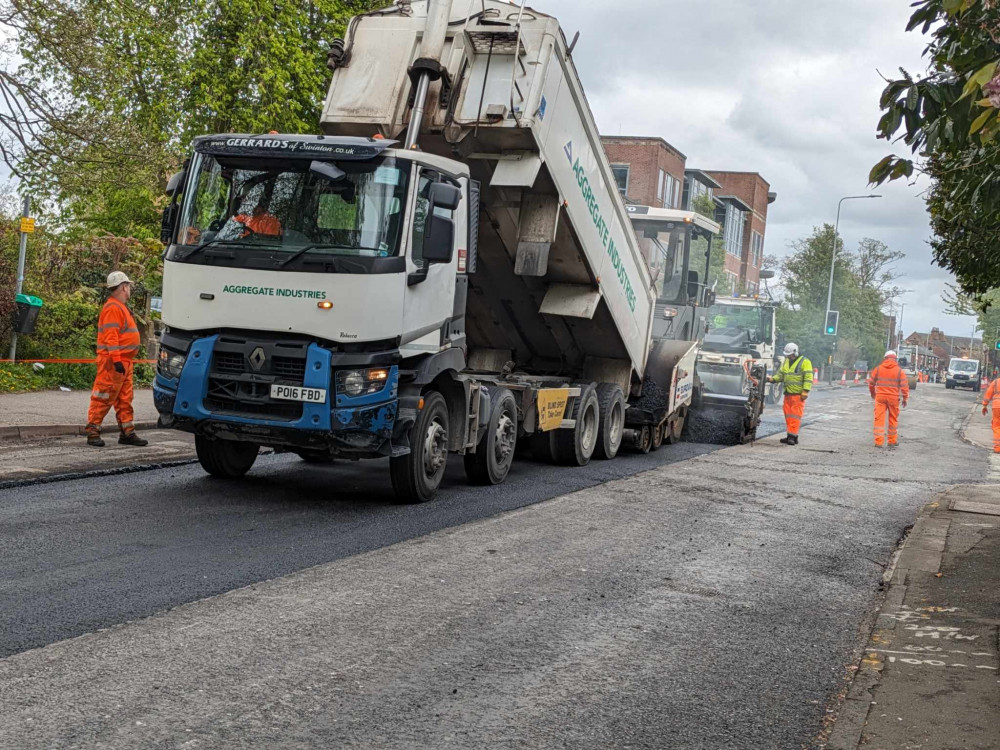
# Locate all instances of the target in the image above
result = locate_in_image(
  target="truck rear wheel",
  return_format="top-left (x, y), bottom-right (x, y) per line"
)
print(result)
top-left (554, 384), bottom-right (599, 466)
top-left (390, 390), bottom-right (449, 503)
top-left (195, 436), bottom-right (259, 478)
top-left (636, 424), bottom-right (653, 453)
top-left (652, 422), bottom-right (664, 450)
top-left (464, 388), bottom-right (518, 486)
top-left (593, 383), bottom-right (625, 460)
top-left (529, 430), bottom-right (557, 463)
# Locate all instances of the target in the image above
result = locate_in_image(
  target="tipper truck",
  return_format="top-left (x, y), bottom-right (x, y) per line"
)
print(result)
top-left (154, 0), bottom-right (753, 501)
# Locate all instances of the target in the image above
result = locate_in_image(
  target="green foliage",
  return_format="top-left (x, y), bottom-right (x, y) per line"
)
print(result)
top-left (871, 0), bottom-right (1000, 295)
top-left (777, 224), bottom-right (896, 367)
top-left (0, 0), bottom-right (388, 237)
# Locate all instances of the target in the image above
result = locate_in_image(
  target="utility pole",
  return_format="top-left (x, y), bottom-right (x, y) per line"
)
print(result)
top-left (825, 194), bottom-right (881, 383)
top-left (8, 196), bottom-right (31, 361)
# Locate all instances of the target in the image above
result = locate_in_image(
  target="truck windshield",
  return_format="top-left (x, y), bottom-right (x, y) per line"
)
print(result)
top-left (636, 225), bottom-right (686, 303)
top-left (167, 153), bottom-right (410, 271)
top-left (951, 359), bottom-right (978, 372)
top-left (707, 303), bottom-right (765, 343)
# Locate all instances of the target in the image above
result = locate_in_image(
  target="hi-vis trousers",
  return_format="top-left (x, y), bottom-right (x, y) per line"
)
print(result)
top-left (874, 394), bottom-right (900, 446)
top-left (86, 358), bottom-right (135, 435)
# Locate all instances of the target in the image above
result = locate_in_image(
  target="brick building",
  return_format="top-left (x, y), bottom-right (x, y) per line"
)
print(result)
top-left (905, 328), bottom-right (983, 371)
top-left (600, 136), bottom-right (687, 209)
top-left (703, 171), bottom-right (776, 295)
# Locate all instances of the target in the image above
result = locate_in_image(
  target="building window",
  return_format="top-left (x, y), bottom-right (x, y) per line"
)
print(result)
top-left (656, 169), bottom-right (665, 203)
top-left (724, 270), bottom-right (739, 294)
top-left (660, 172), bottom-right (676, 208)
top-left (724, 206), bottom-right (746, 257)
top-left (672, 180), bottom-right (681, 209)
top-left (750, 230), bottom-right (763, 267)
top-left (611, 164), bottom-right (630, 196)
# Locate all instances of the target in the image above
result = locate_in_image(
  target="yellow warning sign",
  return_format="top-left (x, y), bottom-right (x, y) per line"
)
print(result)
top-left (19, 217), bottom-right (35, 233)
top-left (536, 387), bottom-right (569, 432)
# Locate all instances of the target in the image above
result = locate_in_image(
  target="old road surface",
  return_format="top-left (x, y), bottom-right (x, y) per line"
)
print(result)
top-left (0, 385), bottom-right (986, 749)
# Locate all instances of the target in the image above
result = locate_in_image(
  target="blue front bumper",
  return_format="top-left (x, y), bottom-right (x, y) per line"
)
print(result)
top-left (153, 335), bottom-right (398, 444)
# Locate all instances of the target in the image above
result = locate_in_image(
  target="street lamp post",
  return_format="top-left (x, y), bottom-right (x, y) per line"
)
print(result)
top-left (825, 194), bottom-right (881, 382)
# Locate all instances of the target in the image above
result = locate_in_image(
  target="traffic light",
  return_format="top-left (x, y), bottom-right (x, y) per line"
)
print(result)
top-left (824, 310), bottom-right (839, 336)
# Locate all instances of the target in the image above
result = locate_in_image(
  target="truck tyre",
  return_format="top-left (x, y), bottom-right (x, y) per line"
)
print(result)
top-left (666, 408), bottom-right (686, 444)
top-left (464, 388), bottom-right (518, 486)
top-left (390, 390), bottom-right (449, 503)
top-left (767, 382), bottom-right (783, 405)
top-left (593, 383), bottom-right (625, 460)
top-left (529, 430), bottom-right (557, 463)
top-left (553, 384), bottom-right (600, 466)
top-left (637, 424), bottom-right (653, 453)
top-left (195, 436), bottom-right (259, 478)
top-left (652, 421), bottom-right (664, 450)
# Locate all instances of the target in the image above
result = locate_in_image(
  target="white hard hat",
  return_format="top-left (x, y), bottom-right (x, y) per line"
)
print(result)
top-left (106, 271), bottom-right (132, 288)
top-left (885, 350), bottom-right (897, 358)
top-left (783, 342), bottom-right (799, 357)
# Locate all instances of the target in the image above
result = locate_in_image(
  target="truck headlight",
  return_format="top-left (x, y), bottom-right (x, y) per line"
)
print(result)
top-left (342, 370), bottom-right (365, 396)
top-left (337, 368), bottom-right (391, 398)
top-left (157, 348), bottom-right (186, 379)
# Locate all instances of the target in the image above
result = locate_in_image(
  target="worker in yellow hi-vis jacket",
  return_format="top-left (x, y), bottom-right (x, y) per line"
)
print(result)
top-left (769, 342), bottom-right (813, 446)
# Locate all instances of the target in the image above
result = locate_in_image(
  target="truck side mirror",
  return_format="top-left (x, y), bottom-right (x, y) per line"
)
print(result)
top-left (165, 170), bottom-right (186, 196)
top-left (428, 182), bottom-right (461, 210)
top-left (423, 214), bottom-right (454, 263)
top-left (160, 203), bottom-right (180, 245)
top-left (423, 183), bottom-right (461, 264)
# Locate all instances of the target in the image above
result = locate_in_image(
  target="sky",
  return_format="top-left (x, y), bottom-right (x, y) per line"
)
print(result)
top-left (538, 0), bottom-right (978, 340)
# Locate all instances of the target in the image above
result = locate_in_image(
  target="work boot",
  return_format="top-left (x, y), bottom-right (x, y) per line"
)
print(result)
top-left (118, 432), bottom-right (149, 447)
top-left (779, 434), bottom-right (794, 445)
top-left (790, 434), bottom-right (799, 446)
top-left (85, 423), bottom-right (104, 447)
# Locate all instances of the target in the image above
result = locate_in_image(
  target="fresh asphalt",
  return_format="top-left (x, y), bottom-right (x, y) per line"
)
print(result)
top-left (0, 385), bottom-right (987, 750)
top-left (0, 388), bottom-right (842, 659)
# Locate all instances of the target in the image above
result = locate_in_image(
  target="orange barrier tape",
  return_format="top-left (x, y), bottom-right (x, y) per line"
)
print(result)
top-left (0, 359), bottom-right (157, 364)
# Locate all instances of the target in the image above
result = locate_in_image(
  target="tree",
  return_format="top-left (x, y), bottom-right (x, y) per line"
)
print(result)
top-left (0, 0), bottom-right (385, 237)
top-left (776, 225), bottom-right (890, 367)
top-left (849, 238), bottom-right (906, 306)
top-left (870, 0), bottom-right (1000, 295)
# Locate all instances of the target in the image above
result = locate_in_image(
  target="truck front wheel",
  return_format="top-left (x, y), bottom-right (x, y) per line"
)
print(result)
top-left (464, 388), bottom-right (518, 486)
top-left (391, 391), bottom-right (449, 503)
top-left (195, 435), bottom-right (259, 478)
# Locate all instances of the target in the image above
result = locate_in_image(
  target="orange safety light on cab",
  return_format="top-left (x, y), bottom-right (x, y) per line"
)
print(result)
top-left (317, 300), bottom-right (333, 310)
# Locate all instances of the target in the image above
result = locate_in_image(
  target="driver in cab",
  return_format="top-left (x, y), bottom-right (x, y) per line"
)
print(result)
top-left (233, 182), bottom-right (282, 238)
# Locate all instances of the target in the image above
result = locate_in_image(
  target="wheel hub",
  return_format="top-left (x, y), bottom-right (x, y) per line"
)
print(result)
top-left (423, 419), bottom-right (447, 475)
top-left (494, 412), bottom-right (516, 462)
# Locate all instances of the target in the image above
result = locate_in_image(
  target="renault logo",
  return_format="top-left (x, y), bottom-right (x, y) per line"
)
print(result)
top-left (248, 347), bottom-right (266, 371)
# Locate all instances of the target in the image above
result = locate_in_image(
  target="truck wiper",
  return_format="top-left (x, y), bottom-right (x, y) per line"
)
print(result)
top-left (279, 244), bottom-right (382, 268)
top-left (180, 239), bottom-right (271, 262)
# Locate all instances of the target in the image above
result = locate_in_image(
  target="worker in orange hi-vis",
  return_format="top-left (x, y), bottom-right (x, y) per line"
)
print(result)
top-left (867, 350), bottom-right (910, 448)
top-left (85, 271), bottom-right (149, 448)
top-left (981, 376), bottom-right (1000, 453)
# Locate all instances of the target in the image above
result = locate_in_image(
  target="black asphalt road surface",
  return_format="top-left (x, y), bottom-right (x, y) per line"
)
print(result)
top-left (0, 389), bottom-right (839, 659)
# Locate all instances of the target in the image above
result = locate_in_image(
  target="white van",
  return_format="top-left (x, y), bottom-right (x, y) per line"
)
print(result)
top-left (946, 357), bottom-right (981, 392)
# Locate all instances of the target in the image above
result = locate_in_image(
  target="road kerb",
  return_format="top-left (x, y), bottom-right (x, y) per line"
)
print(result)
top-left (0, 421), bottom-right (161, 442)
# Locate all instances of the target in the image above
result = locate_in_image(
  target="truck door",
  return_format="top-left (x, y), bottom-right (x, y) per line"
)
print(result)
top-left (400, 167), bottom-right (460, 358)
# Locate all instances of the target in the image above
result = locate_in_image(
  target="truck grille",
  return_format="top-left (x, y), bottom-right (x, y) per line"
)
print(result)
top-left (202, 336), bottom-right (312, 422)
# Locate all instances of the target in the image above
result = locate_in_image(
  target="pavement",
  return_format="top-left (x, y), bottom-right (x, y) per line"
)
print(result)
top-left (0, 387), bottom-right (160, 438)
top-left (825, 397), bottom-right (1000, 750)
top-left (0, 384), bottom-right (991, 749)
